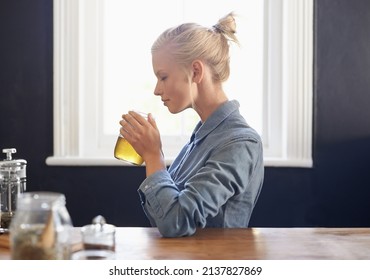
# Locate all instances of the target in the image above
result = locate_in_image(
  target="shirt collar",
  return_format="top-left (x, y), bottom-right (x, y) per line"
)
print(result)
top-left (190, 100), bottom-right (240, 144)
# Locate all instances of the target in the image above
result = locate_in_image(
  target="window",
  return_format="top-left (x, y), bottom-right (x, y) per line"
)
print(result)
top-left (47, 0), bottom-right (313, 167)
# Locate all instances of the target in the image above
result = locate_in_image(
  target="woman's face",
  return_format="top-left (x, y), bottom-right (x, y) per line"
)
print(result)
top-left (152, 49), bottom-right (195, 114)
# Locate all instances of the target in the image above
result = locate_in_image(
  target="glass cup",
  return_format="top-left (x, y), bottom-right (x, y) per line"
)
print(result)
top-left (114, 112), bottom-right (147, 165)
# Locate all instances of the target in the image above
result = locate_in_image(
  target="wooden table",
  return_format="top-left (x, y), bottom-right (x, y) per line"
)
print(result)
top-left (1, 227), bottom-right (370, 260)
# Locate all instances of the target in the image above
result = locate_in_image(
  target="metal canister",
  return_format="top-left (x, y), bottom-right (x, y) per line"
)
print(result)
top-left (0, 148), bottom-right (27, 230)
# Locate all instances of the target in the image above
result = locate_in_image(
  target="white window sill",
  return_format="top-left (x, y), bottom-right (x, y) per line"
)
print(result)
top-left (45, 156), bottom-right (313, 168)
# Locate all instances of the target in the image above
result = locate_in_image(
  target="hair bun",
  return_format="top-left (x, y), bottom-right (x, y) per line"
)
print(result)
top-left (212, 12), bottom-right (239, 45)
top-left (213, 12), bottom-right (236, 34)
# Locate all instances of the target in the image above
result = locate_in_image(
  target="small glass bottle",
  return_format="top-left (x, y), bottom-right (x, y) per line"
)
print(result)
top-left (9, 192), bottom-right (73, 260)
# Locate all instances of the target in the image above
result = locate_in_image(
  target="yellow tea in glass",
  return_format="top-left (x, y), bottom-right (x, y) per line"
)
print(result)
top-left (114, 112), bottom-right (147, 165)
top-left (114, 136), bottom-right (144, 165)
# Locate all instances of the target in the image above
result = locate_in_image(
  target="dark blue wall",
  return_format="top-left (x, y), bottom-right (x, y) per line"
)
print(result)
top-left (1, 0), bottom-right (370, 227)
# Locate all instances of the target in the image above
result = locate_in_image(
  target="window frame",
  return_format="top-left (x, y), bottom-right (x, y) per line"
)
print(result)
top-left (47, 0), bottom-right (313, 167)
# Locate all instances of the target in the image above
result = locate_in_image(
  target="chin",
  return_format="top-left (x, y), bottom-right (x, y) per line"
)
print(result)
top-left (164, 101), bottom-right (191, 114)
top-left (167, 107), bottom-right (180, 114)
top-left (167, 106), bottom-right (189, 114)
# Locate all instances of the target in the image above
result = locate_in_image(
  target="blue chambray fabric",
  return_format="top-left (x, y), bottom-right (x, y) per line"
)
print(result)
top-left (138, 100), bottom-right (264, 237)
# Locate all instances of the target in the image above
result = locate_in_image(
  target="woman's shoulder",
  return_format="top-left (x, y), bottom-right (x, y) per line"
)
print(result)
top-left (222, 111), bottom-right (261, 141)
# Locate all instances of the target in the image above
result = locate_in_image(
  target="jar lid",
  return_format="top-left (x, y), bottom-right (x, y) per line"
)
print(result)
top-left (81, 215), bottom-right (115, 235)
top-left (16, 192), bottom-right (66, 210)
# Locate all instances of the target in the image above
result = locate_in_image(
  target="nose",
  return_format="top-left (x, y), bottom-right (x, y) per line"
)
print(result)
top-left (154, 82), bottom-right (162, 96)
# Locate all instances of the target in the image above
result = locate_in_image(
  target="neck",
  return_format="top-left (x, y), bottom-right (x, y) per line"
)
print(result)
top-left (192, 83), bottom-right (228, 122)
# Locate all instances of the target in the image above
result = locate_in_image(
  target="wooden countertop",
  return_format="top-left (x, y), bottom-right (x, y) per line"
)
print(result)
top-left (1, 227), bottom-right (370, 260)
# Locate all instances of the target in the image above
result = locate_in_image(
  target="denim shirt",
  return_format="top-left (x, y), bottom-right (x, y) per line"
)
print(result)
top-left (138, 100), bottom-right (264, 237)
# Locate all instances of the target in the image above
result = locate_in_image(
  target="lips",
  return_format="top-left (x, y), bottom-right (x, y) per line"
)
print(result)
top-left (161, 99), bottom-right (169, 105)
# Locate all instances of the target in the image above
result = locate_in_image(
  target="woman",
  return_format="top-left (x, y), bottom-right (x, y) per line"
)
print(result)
top-left (119, 13), bottom-right (264, 237)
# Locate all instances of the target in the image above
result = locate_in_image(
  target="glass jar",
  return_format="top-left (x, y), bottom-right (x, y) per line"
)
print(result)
top-left (9, 192), bottom-right (73, 260)
top-left (71, 215), bottom-right (116, 260)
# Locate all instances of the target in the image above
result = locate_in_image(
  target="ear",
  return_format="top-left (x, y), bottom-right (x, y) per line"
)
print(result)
top-left (191, 60), bottom-right (204, 83)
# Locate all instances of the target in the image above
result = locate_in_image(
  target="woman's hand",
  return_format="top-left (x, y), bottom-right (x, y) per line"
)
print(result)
top-left (119, 111), bottom-right (166, 175)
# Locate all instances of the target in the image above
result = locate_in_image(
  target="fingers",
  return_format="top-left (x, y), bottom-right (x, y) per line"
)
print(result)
top-left (119, 111), bottom-right (148, 139)
top-left (119, 111), bottom-right (157, 140)
top-left (120, 112), bottom-right (140, 127)
top-left (121, 111), bottom-right (153, 127)
top-left (118, 111), bottom-right (162, 162)
top-left (118, 116), bottom-right (133, 141)
top-left (129, 111), bottom-right (148, 124)
top-left (147, 113), bottom-right (158, 130)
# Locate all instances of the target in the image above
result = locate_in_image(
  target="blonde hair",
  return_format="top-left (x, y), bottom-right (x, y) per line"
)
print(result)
top-left (151, 12), bottom-right (239, 83)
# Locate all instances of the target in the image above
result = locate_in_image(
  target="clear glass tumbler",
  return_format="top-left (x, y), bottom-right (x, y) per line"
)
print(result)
top-left (114, 112), bottom-right (147, 165)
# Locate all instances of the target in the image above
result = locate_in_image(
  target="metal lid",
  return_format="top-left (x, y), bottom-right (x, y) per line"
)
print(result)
top-left (0, 148), bottom-right (27, 168)
top-left (81, 215), bottom-right (115, 235)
